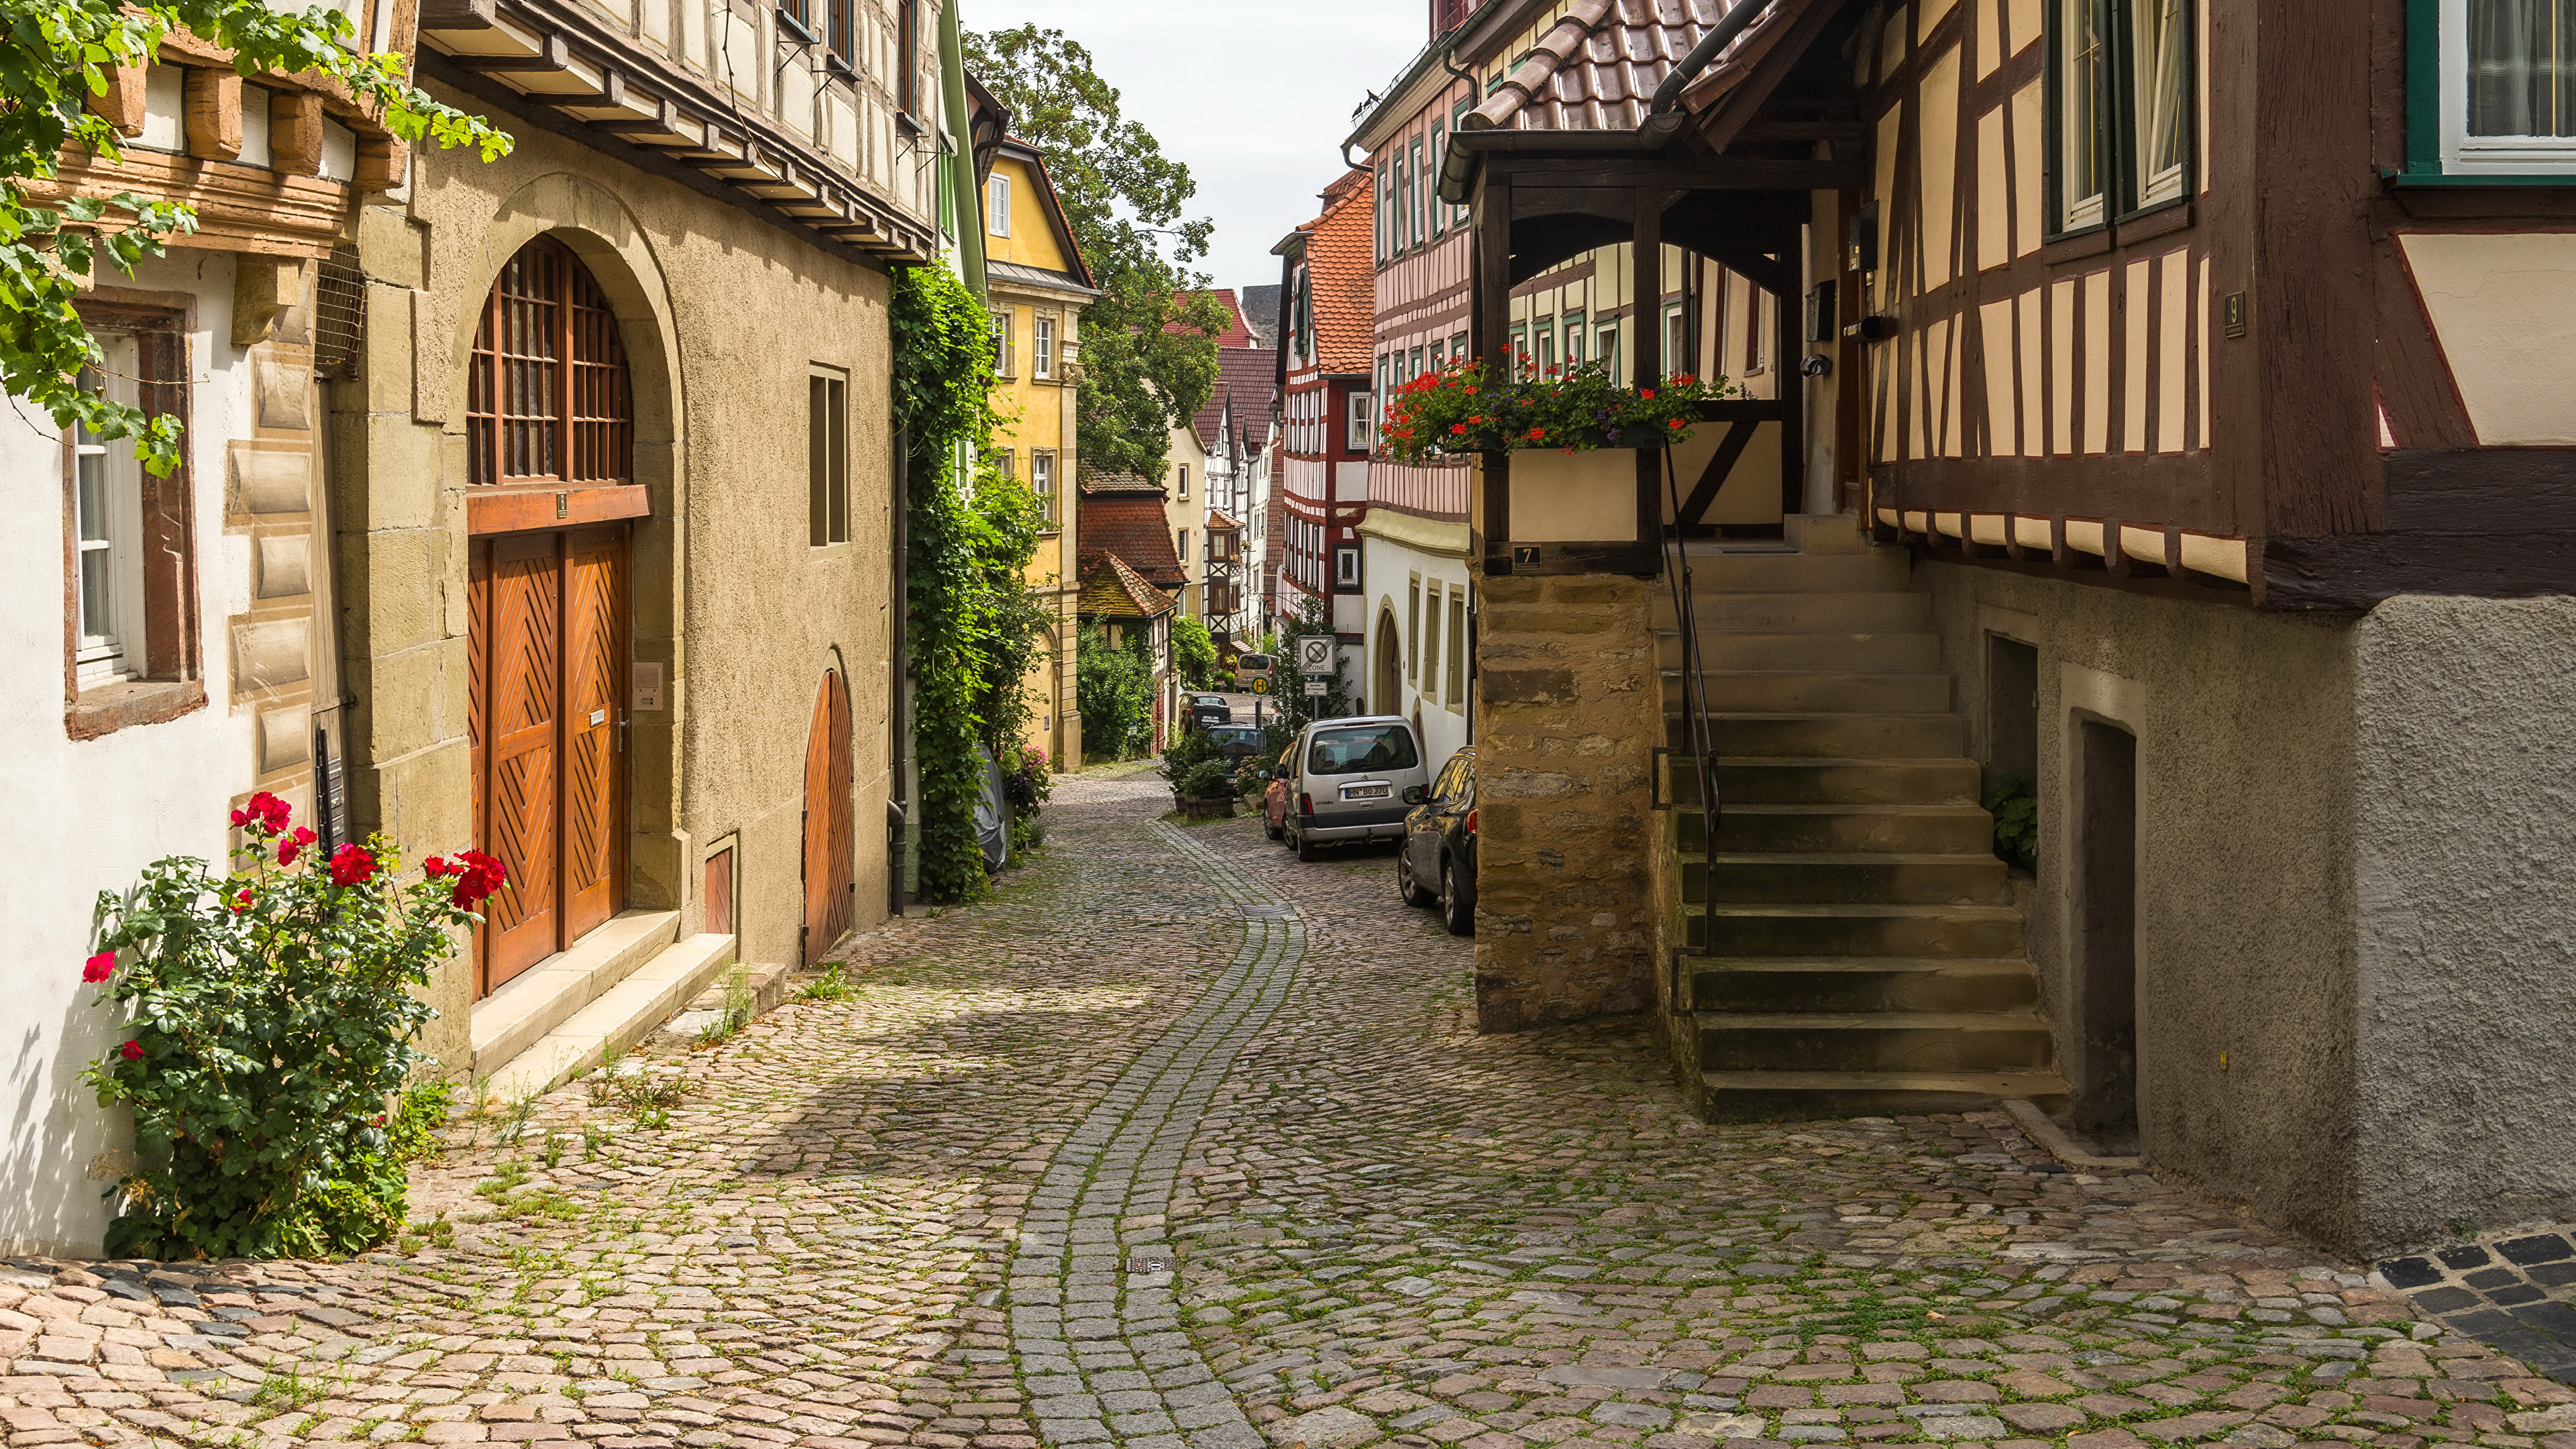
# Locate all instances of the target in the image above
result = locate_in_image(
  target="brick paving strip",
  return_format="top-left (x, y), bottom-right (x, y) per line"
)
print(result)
top-left (1005, 824), bottom-right (1304, 1449)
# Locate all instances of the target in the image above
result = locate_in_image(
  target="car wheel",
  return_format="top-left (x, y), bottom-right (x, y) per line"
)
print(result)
top-left (1441, 857), bottom-right (1473, 936)
top-left (1295, 829), bottom-right (1320, 863)
top-left (1396, 850), bottom-right (1430, 906)
top-left (1265, 812), bottom-right (1283, 841)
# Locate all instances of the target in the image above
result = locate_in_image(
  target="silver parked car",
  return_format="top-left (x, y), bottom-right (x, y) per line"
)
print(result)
top-left (1282, 715), bottom-right (1430, 862)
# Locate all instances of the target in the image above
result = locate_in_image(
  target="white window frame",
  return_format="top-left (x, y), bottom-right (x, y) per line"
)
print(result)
top-left (1033, 314), bottom-right (1055, 379)
top-left (2058, 0), bottom-right (2110, 230)
top-left (2131, 0), bottom-right (2191, 205)
top-left (989, 307), bottom-right (1014, 378)
top-left (2443, 0), bottom-right (2576, 171)
top-left (1348, 390), bottom-right (1375, 451)
top-left (1177, 464), bottom-right (1189, 501)
top-left (987, 173), bottom-right (1012, 236)
top-left (1178, 528), bottom-right (1189, 564)
top-left (1032, 449), bottom-right (1056, 523)
top-left (1334, 544), bottom-right (1360, 590)
top-left (72, 340), bottom-right (143, 686)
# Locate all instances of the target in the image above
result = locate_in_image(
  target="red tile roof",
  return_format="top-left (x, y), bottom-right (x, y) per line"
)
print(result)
top-left (1078, 553), bottom-right (1175, 621)
top-left (1471, 0), bottom-right (1789, 134)
top-left (1078, 472), bottom-right (1165, 496)
top-left (1077, 492), bottom-right (1186, 590)
top-left (1205, 509), bottom-right (1240, 532)
top-left (1190, 345), bottom-right (1281, 452)
top-left (1299, 171), bottom-right (1375, 375)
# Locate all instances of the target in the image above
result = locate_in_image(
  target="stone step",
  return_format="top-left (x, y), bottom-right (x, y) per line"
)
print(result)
top-left (1688, 957), bottom-right (2041, 1013)
top-left (1669, 549), bottom-right (1913, 593)
top-left (1666, 757), bottom-right (1983, 806)
top-left (1683, 802), bottom-right (1994, 854)
top-left (1784, 514), bottom-right (1874, 553)
top-left (479, 932), bottom-right (739, 1099)
top-left (469, 909), bottom-right (683, 1079)
top-left (1659, 630), bottom-right (1942, 672)
top-left (1652, 589), bottom-right (1933, 633)
top-left (1680, 712), bottom-right (1968, 759)
top-left (1700, 1068), bottom-right (2071, 1121)
top-left (1697, 1010), bottom-right (2058, 1073)
top-left (1684, 901), bottom-right (2025, 957)
top-left (1680, 851), bottom-right (2009, 904)
top-left (1666, 669), bottom-right (1953, 714)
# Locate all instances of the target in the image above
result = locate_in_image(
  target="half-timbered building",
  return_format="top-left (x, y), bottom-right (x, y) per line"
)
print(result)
top-left (1273, 169), bottom-right (1378, 672)
top-left (1419, 0), bottom-right (2576, 1254)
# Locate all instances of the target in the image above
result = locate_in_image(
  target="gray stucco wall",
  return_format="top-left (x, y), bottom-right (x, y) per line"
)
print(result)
top-left (2354, 595), bottom-right (2576, 1252)
top-left (1914, 562), bottom-right (2366, 1250)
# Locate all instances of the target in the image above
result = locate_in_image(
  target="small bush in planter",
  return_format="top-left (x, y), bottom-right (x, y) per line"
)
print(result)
top-left (80, 792), bottom-right (504, 1259)
top-left (1173, 757), bottom-right (1235, 801)
top-left (1377, 355), bottom-right (1733, 466)
top-left (1159, 726), bottom-right (1224, 794)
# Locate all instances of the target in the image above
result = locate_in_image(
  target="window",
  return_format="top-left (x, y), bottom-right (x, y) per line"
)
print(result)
top-left (1563, 312), bottom-right (1587, 368)
top-left (1665, 305), bottom-right (1690, 380)
top-left (1177, 464), bottom-right (1189, 500)
top-left (2439, 0), bottom-right (2576, 171)
top-left (1032, 449), bottom-right (1057, 524)
top-left (468, 235), bottom-right (635, 487)
top-left (1377, 160), bottom-right (1391, 262)
top-left (1409, 346), bottom-right (1426, 380)
top-left (2051, 0), bottom-right (2195, 229)
top-left (987, 173), bottom-right (1012, 237)
top-left (1177, 529), bottom-right (1189, 564)
top-left (810, 367), bottom-right (849, 545)
top-left (71, 345), bottom-right (140, 685)
top-left (1536, 322), bottom-right (1558, 374)
top-left (1445, 590), bottom-right (1466, 710)
top-left (1450, 99), bottom-right (1474, 225)
top-left (1033, 315), bottom-right (1055, 379)
top-left (896, 0), bottom-right (920, 115)
top-left (1348, 390), bottom-right (1375, 450)
top-left (1428, 125), bottom-right (1446, 235)
top-left (1406, 574), bottom-right (1421, 683)
top-left (824, 0), bottom-right (851, 68)
top-left (1508, 324), bottom-right (1527, 378)
top-left (1596, 324), bottom-right (1619, 385)
top-left (1334, 544), bottom-right (1360, 590)
top-left (992, 448), bottom-right (1015, 478)
top-left (1306, 722), bottom-right (1419, 775)
top-left (1420, 586), bottom-right (1442, 704)
top-left (1393, 150), bottom-right (1410, 255)
top-left (988, 307), bottom-right (1013, 377)
top-left (1450, 330), bottom-right (1468, 361)
top-left (1410, 138), bottom-right (1428, 247)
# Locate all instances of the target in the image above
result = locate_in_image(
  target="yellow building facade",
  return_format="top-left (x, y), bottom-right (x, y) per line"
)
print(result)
top-left (981, 138), bottom-right (1095, 770)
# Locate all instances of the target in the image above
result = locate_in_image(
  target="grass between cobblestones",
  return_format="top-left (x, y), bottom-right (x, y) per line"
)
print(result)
top-left (0, 770), bottom-right (2567, 1449)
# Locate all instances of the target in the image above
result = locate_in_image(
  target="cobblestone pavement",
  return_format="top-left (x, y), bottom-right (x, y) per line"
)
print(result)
top-left (4, 769), bottom-right (2574, 1449)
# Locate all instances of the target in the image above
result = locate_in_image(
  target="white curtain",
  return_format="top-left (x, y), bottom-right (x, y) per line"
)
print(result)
top-left (2470, 0), bottom-right (2576, 137)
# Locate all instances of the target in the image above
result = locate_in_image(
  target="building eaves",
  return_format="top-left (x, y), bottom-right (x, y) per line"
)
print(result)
top-left (1466, 0), bottom-right (1812, 136)
top-left (987, 258), bottom-right (1100, 299)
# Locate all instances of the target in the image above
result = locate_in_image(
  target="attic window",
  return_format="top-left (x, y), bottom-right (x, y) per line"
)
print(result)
top-left (987, 173), bottom-right (1012, 237)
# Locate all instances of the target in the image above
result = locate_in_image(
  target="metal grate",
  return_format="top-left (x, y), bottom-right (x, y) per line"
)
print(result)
top-left (313, 244), bottom-right (366, 380)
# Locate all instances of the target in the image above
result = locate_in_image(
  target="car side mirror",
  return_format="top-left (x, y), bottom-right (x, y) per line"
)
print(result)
top-left (1401, 786), bottom-right (1428, 805)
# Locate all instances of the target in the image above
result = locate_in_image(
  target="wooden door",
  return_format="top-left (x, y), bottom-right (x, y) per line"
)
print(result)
top-left (560, 526), bottom-right (627, 942)
top-left (482, 533), bottom-right (564, 989)
top-left (802, 669), bottom-right (854, 965)
top-left (470, 526), bottom-right (629, 996)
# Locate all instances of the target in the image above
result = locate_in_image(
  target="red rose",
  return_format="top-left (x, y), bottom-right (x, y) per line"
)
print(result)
top-left (230, 888), bottom-right (254, 914)
top-left (82, 951), bottom-right (115, 983)
top-left (239, 792), bottom-right (291, 836)
top-left (423, 856), bottom-right (447, 876)
top-left (444, 849), bottom-right (507, 908)
top-left (329, 844), bottom-right (378, 887)
top-left (120, 1040), bottom-right (143, 1062)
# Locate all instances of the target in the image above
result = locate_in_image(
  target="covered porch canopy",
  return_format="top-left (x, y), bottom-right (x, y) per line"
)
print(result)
top-left (1436, 0), bottom-right (1870, 577)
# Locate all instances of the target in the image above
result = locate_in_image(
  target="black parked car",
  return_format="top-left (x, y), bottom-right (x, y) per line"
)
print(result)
top-left (1395, 748), bottom-right (1475, 935)
top-left (1204, 724), bottom-right (1265, 763)
top-left (1185, 693), bottom-right (1232, 730)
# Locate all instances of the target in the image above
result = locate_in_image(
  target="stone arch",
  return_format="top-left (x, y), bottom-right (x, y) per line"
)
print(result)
top-left (1373, 605), bottom-right (1402, 716)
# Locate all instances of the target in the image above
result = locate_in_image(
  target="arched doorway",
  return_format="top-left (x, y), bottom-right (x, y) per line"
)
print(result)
top-left (1374, 609), bottom-right (1401, 716)
top-left (802, 667), bottom-right (854, 965)
top-left (465, 235), bottom-right (637, 996)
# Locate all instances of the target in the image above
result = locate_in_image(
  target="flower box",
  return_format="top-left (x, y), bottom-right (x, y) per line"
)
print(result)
top-left (1378, 355), bottom-right (1732, 468)
top-left (1173, 793), bottom-right (1236, 819)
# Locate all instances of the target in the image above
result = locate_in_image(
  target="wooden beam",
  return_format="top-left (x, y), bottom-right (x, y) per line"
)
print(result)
top-left (270, 90), bottom-right (323, 175)
top-left (467, 483), bottom-right (650, 536)
top-left (183, 67), bottom-right (243, 162)
top-left (88, 64), bottom-right (146, 138)
top-left (449, 34), bottom-right (571, 72)
top-left (1477, 172), bottom-right (1513, 553)
top-left (354, 137), bottom-right (407, 191)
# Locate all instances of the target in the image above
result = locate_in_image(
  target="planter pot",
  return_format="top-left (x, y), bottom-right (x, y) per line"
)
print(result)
top-left (1507, 447), bottom-right (1644, 543)
top-left (1174, 794), bottom-right (1236, 819)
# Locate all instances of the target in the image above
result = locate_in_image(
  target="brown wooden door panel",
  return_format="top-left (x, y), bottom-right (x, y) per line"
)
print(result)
top-left (802, 669), bottom-right (854, 965)
top-left (560, 526), bottom-right (626, 941)
top-left (468, 542), bottom-right (492, 995)
top-left (485, 534), bottom-right (562, 988)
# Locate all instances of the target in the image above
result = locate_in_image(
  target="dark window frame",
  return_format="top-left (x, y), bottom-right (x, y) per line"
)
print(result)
top-left (2043, 0), bottom-right (2198, 243)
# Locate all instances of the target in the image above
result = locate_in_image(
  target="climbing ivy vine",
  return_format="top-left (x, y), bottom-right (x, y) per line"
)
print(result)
top-left (891, 259), bottom-right (1048, 902)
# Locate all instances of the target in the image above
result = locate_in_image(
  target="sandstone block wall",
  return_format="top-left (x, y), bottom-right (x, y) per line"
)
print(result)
top-left (1471, 574), bottom-right (1660, 1032)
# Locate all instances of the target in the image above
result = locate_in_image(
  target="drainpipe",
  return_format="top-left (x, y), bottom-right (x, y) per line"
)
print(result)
top-left (940, 1), bottom-right (985, 301)
top-left (1638, 0), bottom-right (1782, 148)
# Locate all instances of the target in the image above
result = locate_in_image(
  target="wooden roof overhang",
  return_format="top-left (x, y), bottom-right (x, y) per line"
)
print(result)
top-left (417, 0), bottom-right (937, 267)
top-left (1439, 4), bottom-right (1871, 579)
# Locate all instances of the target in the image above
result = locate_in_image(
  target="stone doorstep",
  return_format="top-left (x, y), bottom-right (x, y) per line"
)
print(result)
top-left (2003, 1097), bottom-right (2147, 1173)
top-left (477, 932), bottom-right (737, 1099)
top-left (662, 961), bottom-right (796, 1038)
top-left (467, 909), bottom-right (684, 1077)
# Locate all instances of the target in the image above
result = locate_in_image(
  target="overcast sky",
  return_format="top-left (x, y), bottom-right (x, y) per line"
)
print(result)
top-left (963, 1), bottom-right (1426, 297)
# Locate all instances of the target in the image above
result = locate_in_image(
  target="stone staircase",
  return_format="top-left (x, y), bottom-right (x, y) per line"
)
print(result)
top-left (1656, 516), bottom-right (2069, 1121)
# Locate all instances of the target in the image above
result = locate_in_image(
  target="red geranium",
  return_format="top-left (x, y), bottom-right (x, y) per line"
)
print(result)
top-left (82, 951), bottom-right (115, 983)
top-left (329, 844), bottom-right (378, 888)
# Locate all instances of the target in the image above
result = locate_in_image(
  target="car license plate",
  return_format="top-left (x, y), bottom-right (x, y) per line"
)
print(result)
top-left (1346, 784), bottom-right (1389, 800)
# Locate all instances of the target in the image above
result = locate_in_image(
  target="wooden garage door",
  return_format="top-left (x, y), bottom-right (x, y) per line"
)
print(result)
top-left (469, 526), bottom-right (629, 996)
top-left (802, 668), bottom-right (853, 965)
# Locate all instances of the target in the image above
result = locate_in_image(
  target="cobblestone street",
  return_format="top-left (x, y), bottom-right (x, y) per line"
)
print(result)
top-left (5, 768), bottom-right (2575, 1449)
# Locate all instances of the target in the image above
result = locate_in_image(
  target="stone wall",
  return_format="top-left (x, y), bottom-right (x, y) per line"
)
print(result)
top-left (1470, 573), bottom-right (1660, 1031)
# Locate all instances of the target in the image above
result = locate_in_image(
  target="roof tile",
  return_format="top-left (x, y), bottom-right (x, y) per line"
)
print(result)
top-left (1468, 0), bottom-right (1813, 135)
top-left (1077, 493), bottom-right (1186, 589)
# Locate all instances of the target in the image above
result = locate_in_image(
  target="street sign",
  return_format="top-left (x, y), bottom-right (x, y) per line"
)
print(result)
top-left (1297, 636), bottom-right (1334, 676)
top-left (1303, 680), bottom-right (1327, 696)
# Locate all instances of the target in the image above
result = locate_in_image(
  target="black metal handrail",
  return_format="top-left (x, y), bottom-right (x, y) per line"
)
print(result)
top-left (1660, 446), bottom-right (1719, 1014)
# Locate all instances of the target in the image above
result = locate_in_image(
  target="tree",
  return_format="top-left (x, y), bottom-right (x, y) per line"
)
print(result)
top-left (4, 0), bottom-right (509, 474)
top-left (962, 25), bottom-right (1230, 482)
top-left (1267, 596), bottom-right (1352, 747)
top-left (1170, 614), bottom-right (1216, 688)
top-left (1076, 621), bottom-right (1152, 760)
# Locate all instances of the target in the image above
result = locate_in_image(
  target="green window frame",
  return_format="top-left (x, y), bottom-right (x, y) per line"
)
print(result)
top-left (2043, 0), bottom-right (2196, 239)
top-left (2402, 0), bottom-right (2576, 183)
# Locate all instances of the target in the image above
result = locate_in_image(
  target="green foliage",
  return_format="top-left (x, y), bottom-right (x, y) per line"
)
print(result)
top-left (1377, 356), bottom-right (1735, 466)
top-left (1003, 747), bottom-right (1053, 855)
top-left (81, 800), bottom-right (494, 1259)
top-left (1075, 621), bottom-right (1154, 760)
top-left (1158, 724), bottom-right (1221, 789)
top-left (892, 260), bottom-right (1050, 902)
top-left (386, 1077), bottom-right (453, 1163)
top-left (1171, 614), bottom-right (1217, 687)
top-left (961, 25), bottom-right (1228, 482)
top-left (1268, 595), bottom-right (1352, 739)
top-left (1986, 772), bottom-right (2039, 872)
top-left (1, 0), bottom-right (508, 476)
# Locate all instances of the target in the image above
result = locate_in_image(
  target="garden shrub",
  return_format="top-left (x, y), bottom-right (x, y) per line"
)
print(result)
top-left (81, 792), bottom-right (502, 1259)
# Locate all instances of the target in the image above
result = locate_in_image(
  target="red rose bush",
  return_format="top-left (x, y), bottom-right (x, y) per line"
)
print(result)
top-left (80, 793), bottom-right (503, 1258)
